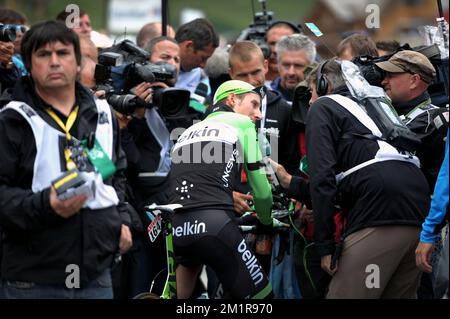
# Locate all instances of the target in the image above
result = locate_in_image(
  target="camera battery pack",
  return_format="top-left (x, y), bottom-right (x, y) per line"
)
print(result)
top-left (51, 169), bottom-right (95, 201)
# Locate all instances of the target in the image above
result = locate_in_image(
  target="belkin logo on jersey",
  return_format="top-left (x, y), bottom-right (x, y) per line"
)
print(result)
top-left (237, 239), bottom-right (264, 285)
top-left (177, 126), bottom-right (220, 144)
top-left (173, 220), bottom-right (207, 237)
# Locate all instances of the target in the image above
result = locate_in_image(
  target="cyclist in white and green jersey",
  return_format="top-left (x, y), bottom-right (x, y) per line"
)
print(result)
top-left (168, 80), bottom-right (275, 299)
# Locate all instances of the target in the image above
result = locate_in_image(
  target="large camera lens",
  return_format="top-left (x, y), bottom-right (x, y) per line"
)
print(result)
top-left (0, 25), bottom-right (17, 42)
top-left (107, 94), bottom-right (142, 115)
top-left (153, 88), bottom-right (190, 119)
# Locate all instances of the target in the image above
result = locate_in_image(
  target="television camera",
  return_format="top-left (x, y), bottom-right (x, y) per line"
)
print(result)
top-left (94, 40), bottom-right (190, 119)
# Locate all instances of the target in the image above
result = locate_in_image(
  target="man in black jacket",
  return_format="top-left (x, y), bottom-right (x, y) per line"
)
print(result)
top-left (0, 20), bottom-right (131, 299)
top-left (228, 40), bottom-right (300, 214)
top-left (306, 59), bottom-right (430, 298)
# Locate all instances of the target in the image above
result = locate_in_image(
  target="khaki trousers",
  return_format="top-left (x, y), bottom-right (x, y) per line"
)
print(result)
top-left (326, 225), bottom-right (422, 299)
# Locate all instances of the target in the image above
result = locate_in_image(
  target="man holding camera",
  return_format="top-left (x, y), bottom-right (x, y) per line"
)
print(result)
top-left (117, 36), bottom-right (203, 298)
top-left (377, 50), bottom-right (449, 190)
top-left (306, 58), bottom-right (430, 298)
top-left (0, 8), bottom-right (28, 93)
top-left (377, 50), bottom-right (449, 299)
top-left (0, 20), bottom-right (131, 298)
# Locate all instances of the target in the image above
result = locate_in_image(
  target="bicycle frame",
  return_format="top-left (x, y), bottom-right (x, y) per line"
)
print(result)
top-left (144, 204), bottom-right (183, 299)
top-left (160, 212), bottom-right (177, 299)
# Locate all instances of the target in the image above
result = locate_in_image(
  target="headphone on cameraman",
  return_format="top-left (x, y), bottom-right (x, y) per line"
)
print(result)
top-left (316, 60), bottom-right (328, 96)
top-left (316, 60), bottom-right (329, 97)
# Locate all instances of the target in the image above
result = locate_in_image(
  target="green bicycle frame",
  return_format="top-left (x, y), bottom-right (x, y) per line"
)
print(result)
top-left (160, 214), bottom-right (177, 299)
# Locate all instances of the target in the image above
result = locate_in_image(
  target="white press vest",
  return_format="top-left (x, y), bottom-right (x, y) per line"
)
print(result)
top-left (323, 95), bottom-right (421, 183)
top-left (2, 99), bottom-right (119, 209)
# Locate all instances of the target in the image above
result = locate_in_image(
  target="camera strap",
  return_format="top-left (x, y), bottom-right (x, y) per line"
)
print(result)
top-left (400, 98), bottom-right (433, 125)
top-left (46, 106), bottom-right (79, 170)
top-left (145, 108), bottom-right (171, 175)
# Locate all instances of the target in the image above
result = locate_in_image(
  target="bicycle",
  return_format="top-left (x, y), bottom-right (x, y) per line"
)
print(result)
top-left (133, 203), bottom-right (182, 299)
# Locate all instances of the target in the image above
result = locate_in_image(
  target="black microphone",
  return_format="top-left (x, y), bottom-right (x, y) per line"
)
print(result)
top-left (191, 82), bottom-right (208, 104)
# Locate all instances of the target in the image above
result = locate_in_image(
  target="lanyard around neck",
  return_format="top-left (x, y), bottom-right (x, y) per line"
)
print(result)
top-left (46, 106), bottom-right (80, 170)
top-left (46, 106), bottom-right (79, 141)
top-left (405, 98), bottom-right (432, 118)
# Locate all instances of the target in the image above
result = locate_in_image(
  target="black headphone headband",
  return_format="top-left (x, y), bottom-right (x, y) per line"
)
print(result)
top-left (316, 60), bottom-right (329, 97)
top-left (268, 20), bottom-right (303, 34)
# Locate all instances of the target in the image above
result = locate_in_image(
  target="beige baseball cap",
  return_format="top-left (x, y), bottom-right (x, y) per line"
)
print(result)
top-left (375, 50), bottom-right (436, 83)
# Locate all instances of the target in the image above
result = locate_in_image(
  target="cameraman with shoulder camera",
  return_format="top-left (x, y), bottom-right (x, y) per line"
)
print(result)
top-left (376, 50), bottom-right (449, 190)
top-left (0, 20), bottom-right (131, 299)
top-left (376, 51), bottom-right (448, 299)
top-left (306, 58), bottom-right (430, 298)
top-left (117, 36), bottom-right (199, 298)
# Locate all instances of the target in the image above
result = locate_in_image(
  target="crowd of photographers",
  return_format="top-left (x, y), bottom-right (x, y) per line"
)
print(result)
top-left (0, 4), bottom-right (448, 299)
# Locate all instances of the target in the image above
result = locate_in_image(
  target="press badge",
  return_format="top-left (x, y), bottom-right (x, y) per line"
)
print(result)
top-left (81, 138), bottom-right (116, 180)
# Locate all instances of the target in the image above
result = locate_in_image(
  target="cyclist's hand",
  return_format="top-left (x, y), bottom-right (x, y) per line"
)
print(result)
top-left (271, 217), bottom-right (290, 229)
top-left (233, 191), bottom-right (253, 215)
top-left (256, 217), bottom-right (289, 234)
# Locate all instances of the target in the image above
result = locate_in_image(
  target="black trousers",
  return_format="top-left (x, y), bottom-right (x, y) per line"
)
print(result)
top-left (294, 236), bottom-right (331, 299)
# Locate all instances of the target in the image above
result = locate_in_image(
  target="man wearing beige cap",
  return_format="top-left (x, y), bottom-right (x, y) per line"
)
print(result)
top-left (378, 50), bottom-right (448, 299)
top-left (377, 50), bottom-right (448, 190)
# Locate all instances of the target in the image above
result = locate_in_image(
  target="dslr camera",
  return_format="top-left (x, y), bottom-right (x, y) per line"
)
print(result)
top-left (95, 40), bottom-right (190, 119)
top-left (0, 24), bottom-right (17, 42)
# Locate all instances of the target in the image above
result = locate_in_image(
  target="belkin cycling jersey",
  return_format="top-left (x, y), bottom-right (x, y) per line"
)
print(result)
top-left (168, 109), bottom-right (272, 225)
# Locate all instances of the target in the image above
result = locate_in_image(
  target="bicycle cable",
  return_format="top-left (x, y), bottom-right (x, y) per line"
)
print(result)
top-left (288, 207), bottom-right (317, 292)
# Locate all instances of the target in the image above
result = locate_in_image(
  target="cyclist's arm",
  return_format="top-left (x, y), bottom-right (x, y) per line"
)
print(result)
top-left (238, 120), bottom-right (272, 225)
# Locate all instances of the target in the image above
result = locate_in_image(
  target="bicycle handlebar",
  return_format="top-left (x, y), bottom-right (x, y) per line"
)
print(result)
top-left (238, 212), bottom-right (290, 234)
top-left (238, 223), bottom-right (289, 234)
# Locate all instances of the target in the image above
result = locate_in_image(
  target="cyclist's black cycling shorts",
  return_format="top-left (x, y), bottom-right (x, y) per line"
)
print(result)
top-left (172, 209), bottom-right (272, 299)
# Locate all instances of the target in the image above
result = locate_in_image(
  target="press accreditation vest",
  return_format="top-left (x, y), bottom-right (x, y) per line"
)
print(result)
top-left (2, 99), bottom-right (119, 209)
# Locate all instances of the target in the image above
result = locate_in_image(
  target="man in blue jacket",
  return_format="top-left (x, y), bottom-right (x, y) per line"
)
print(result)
top-left (416, 130), bottom-right (449, 296)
